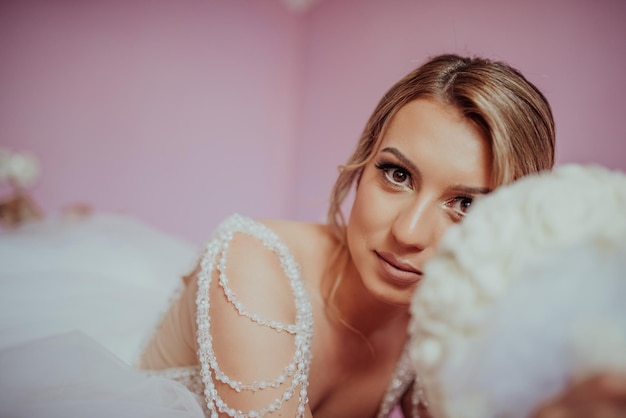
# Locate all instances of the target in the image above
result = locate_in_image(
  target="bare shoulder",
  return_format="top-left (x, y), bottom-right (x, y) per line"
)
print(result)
top-left (259, 218), bottom-right (339, 277)
top-left (199, 215), bottom-right (333, 318)
top-left (205, 217), bottom-right (314, 321)
top-left (193, 216), bottom-right (315, 416)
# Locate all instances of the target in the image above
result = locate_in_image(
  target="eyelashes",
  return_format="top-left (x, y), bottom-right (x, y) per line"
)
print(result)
top-left (446, 196), bottom-right (474, 220)
top-left (375, 160), bottom-right (413, 188)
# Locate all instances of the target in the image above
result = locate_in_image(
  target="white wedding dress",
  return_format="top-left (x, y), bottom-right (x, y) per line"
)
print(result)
top-left (0, 213), bottom-right (411, 418)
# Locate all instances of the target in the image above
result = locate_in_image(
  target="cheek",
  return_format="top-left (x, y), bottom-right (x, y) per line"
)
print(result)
top-left (346, 190), bottom-right (366, 244)
top-left (348, 180), bottom-right (389, 239)
top-left (423, 222), bottom-right (454, 260)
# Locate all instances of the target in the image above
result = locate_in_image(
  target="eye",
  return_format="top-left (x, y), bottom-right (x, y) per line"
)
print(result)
top-left (448, 196), bottom-right (473, 217)
top-left (375, 162), bottom-right (412, 188)
top-left (387, 168), bottom-right (410, 185)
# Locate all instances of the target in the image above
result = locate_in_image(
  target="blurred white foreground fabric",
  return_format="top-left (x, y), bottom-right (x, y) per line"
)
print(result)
top-left (0, 212), bottom-right (204, 417)
top-left (0, 331), bottom-right (205, 418)
top-left (0, 212), bottom-right (199, 363)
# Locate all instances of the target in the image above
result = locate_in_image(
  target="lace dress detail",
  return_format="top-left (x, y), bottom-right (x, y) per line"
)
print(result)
top-left (148, 214), bottom-right (423, 417)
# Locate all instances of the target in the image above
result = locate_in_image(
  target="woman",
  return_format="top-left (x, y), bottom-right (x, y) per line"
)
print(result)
top-left (139, 54), bottom-right (555, 417)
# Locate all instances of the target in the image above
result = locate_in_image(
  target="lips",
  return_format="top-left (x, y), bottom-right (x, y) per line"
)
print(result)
top-left (375, 251), bottom-right (422, 286)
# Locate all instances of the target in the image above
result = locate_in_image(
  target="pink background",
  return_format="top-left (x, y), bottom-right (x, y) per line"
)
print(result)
top-left (2, 0), bottom-right (625, 244)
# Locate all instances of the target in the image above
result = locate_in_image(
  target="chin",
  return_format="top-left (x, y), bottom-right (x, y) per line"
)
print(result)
top-left (364, 275), bottom-right (417, 307)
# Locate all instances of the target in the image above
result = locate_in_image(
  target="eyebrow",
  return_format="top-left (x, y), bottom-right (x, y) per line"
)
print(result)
top-left (381, 147), bottom-right (421, 179)
top-left (450, 185), bottom-right (492, 195)
top-left (380, 146), bottom-right (492, 195)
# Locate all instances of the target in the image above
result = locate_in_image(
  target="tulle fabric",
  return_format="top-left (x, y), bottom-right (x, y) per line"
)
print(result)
top-left (0, 212), bottom-right (203, 417)
top-left (0, 212), bottom-right (198, 363)
top-left (0, 332), bottom-right (205, 418)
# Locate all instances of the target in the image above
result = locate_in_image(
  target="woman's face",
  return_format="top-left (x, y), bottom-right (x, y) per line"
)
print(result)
top-left (346, 98), bottom-right (493, 306)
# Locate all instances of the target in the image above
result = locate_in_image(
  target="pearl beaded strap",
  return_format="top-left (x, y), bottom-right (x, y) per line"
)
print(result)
top-left (195, 214), bottom-right (314, 418)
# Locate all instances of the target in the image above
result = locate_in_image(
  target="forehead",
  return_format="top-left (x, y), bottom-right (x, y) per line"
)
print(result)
top-left (378, 99), bottom-right (493, 185)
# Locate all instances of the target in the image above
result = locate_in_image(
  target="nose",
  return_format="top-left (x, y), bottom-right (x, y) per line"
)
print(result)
top-left (391, 196), bottom-right (440, 251)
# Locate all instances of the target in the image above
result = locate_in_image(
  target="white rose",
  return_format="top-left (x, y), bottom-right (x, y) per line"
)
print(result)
top-left (0, 149), bottom-right (40, 188)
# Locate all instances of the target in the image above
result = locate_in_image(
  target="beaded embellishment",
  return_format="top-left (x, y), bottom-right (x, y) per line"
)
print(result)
top-left (195, 214), bottom-right (314, 418)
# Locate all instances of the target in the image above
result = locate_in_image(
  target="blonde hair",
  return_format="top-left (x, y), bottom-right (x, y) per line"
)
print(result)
top-left (328, 54), bottom-right (556, 244)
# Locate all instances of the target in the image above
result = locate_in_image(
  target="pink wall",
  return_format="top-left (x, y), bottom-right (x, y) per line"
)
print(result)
top-left (0, 0), bottom-right (304, 243)
top-left (2, 0), bottom-right (625, 241)
top-left (295, 0), bottom-right (626, 221)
